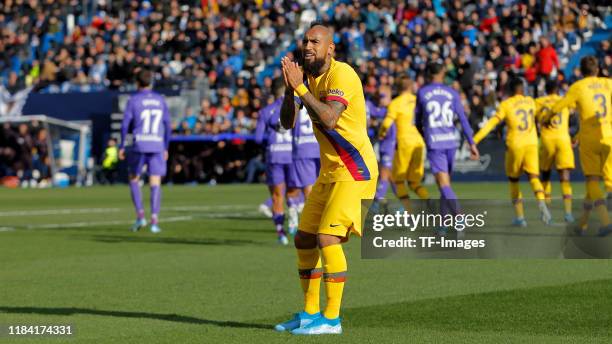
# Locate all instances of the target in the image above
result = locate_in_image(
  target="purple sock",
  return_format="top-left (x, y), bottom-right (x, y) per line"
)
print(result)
top-left (129, 181), bottom-right (144, 219)
top-left (151, 185), bottom-right (161, 224)
top-left (297, 192), bottom-right (305, 204)
top-left (272, 213), bottom-right (286, 235)
top-left (375, 179), bottom-right (390, 200)
top-left (440, 185), bottom-right (459, 215)
top-left (264, 197), bottom-right (273, 208)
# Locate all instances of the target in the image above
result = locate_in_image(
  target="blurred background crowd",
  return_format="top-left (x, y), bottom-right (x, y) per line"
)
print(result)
top-left (1, 0), bottom-right (611, 184)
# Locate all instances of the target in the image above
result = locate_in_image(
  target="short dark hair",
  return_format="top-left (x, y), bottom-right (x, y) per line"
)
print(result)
top-left (508, 77), bottom-right (524, 94)
top-left (397, 74), bottom-right (412, 93)
top-left (309, 21), bottom-right (327, 29)
top-left (137, 69), bottom-right (153, 88)
top-left (580, 56), bottom-right (599, 77)
top-left (426, 61), bottom-right (444, 78)
top-left (545, 80), bottom-right (559, 94)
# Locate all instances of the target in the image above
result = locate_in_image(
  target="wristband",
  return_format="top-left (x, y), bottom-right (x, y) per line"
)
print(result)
top-left (295, 84), bottom-right (309, 97)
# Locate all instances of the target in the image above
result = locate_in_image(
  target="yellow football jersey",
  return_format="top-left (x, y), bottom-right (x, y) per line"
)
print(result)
top-left (380, 92), bottom-right (424, 145)
top-left (535, 94), bottom-right (571, 139)
top-left (474, 95), bottom-right (538, 147)
top-left (552, 76), bottom-right (612, 145)
top-left (306, 58), bottom-right (378, 183)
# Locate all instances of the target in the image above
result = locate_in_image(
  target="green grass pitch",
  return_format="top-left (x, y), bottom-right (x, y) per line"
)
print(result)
top-left (0, 182), bottom-right (611, 343)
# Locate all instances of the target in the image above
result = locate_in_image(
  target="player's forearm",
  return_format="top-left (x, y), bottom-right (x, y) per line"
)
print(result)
top-left (473, 117), bottom-right (500, 144)
top-left (379, 117), bottom-right (394, 138)
top-left (551, 96), bottom-right (572, 114)
top-left (458, 113), bottom-right (475, 145)
top-left (300, 92), bottom-right (339, 130)
top-left (280, 93), bottom-right (298, 129)
top-left (120, 122), bottom-right (129, 149)
top-left (164, 129), bottom-right (170, 150)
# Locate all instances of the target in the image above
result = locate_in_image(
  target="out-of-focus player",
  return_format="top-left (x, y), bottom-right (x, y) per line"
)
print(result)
top-left (254, 85), bottom-right (293, 245)
top-left (552, 56), bottom-right (612, 236)
top-left (535, 80), bottom-right (575, 223)
top-left (286, 106), bottom-right (320, 234)
top-left (367, 93), bottom-right (395, 204)
top-left (276, 23), bottom-right (378, 335)
top-left (119, 69), bottom-right (171, 233)
top-left (415, 62), bottom-right (479, 232)
top-left (379, 75), bottom-right (429, 210)
top-left (474, 77), bottom-right (552, 226)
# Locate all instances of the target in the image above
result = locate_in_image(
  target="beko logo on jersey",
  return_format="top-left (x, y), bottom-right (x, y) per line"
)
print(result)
top-left (328, 89), bottom-right (345, 97)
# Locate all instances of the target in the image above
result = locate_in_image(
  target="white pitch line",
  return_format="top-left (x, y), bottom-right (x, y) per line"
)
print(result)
top-left (17, 215), bottom-right (195, 230)
top-left (0, 208), bottom-right (122, 217)
top-left (0, 227), bottom-right (15, 232)
top-left (0, 204), bottom-right (254, 217)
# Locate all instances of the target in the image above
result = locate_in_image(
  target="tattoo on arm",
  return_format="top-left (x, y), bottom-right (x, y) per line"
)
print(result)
top-left (300, 92), bottom-right (345, 130)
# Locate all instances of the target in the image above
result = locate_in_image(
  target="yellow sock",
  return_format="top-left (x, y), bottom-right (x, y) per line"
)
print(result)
top-left (409, 182), bottom-right (429, 200)
top-left (394, 182), bottom-right (411, 211)
top-left (510, 181), bottom-right (524, 218)
top-left (297, 248), bottom-right (322, 315)
top-left (529, 177), bottom-right (546, 201)
top-left (560, 181), bottom-right (572, 215)
top-left (542, 180), bottom-right (552, 204)
top-left (579, 200), bottom-right (593, 230)
top-left (394, 182), bottom-right (409, 199)
top-left (587, 180), bottom-right (610, 226)
top-left (321, 244), bottom-right (346, 319)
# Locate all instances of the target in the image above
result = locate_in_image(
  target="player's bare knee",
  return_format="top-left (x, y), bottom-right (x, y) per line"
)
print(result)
top-left (559, 170), bottom-right (571, 182)
top-left (294, 230), bottom-right (317, 249)
top-left (129, 174), bottom-right (140, 183)
top-left (149, 176), bottom-right (161, 186)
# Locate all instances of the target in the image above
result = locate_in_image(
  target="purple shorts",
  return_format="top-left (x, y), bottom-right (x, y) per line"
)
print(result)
top-left (427, 148), bottom-right (456, 174)
top-left (128, 151), bottom-right (167, 176)
top-left (266, 163), bottom-right (291, 186)
top-left (380, 153), bottom-right (393, 169)
top-left (288, 158), bottom-right (320, 188)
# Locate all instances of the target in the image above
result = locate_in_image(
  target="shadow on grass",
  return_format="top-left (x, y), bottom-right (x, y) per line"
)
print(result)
top-left (89, 235), bottom-right (256, 246)
top-left (0, 306), bottom-right (271, 330)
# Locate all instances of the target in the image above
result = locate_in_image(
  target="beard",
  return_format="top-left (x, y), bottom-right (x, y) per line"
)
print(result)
top-left (302, 56), bottom-right (326, 76)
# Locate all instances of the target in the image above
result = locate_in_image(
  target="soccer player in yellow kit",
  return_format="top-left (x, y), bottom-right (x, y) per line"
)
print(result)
top-left (535, 81), bottom-right (575, 223)
top-left (552, 56), bottom-right (612, 236)
top-left (276, 23), bottom-right (378, 335)
top-left (377, 75), bottom-right (429, 209)
top-left (474, 78), bottom-right (552, 226)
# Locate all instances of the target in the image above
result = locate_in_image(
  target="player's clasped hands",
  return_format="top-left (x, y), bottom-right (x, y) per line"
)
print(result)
top-left (281, 56), bottom-right (303, 90)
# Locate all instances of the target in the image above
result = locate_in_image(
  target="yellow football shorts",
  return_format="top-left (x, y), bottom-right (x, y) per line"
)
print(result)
top-left (505, 144), bottom-right (539, 177)
top-left (299, 178), bottom-right (377, 238)
top-left (391, 142), bottom-right (425, 183)
top-left (539, 136), bottom-right (575, 171)
top-left (579, 141), bottom-right (612, 177)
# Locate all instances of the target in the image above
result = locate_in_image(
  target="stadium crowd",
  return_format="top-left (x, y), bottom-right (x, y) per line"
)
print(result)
top-left (1, 0), bottom-right (610, 184)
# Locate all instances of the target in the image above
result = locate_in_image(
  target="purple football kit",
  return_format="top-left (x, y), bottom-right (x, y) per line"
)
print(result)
top-left (415, 82), bottom-right (475, 217)
top-left (121, 89), bottom-right (171, 176)
top-left (120, 89), bottom-right (171, 228)
top-left (255, 97), bottom-right (293, 186)
top-left (289, 108), bottom-right (320, 188)
top-left (415, 83), bottom-right (474, 174)
top-left (367, 99), bottom-right (395, 169)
